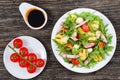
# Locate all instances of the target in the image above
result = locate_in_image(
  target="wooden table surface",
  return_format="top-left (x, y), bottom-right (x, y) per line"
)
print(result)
top-left (0, 0), bottom-right (120, 80)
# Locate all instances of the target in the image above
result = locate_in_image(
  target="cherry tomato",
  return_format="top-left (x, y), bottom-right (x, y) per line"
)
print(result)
top-left (10, 53), bottom-right (20, 62)
top-left (19, 47), bottom-right (29, 57)
top-left (27, 64), bottom-right (36, 73)
top-left (35, 59), bottom-right (45, 67)
top-left (13, 38), bottom-right (23, 48)
top-left (77, 34), bottom-right (81, 39)
top-left (61, 27), bottom-right (68, 32)
top-left (71, 59), bottom-right (80, 65)
top-left (81, 23), bottom-right (90, 32)
top-left (19, 58), bottom-right (28, 68)
top-left (99, 42), bottom-right (105, 48)
top-left (27, 53), bottom-right (37, 62)
top-left (67, 43), bottom-right (73, 48)
top-left (65, 43), bottom-right (73, 48)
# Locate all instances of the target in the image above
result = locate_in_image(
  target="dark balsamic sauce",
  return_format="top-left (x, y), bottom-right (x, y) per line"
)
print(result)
top-left (26, 9), bottom-right (45, 27)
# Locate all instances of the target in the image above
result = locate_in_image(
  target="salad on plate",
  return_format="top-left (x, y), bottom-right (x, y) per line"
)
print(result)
top-left (53, 12), bottom-right (113, 68)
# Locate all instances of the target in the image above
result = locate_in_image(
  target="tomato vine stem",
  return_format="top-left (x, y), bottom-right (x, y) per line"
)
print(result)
top-left (8, 45), bottom-right (37, 67)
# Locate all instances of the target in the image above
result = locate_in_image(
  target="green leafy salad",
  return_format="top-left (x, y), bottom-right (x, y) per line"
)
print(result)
top-left (53, 12), bottom-right (113, 68)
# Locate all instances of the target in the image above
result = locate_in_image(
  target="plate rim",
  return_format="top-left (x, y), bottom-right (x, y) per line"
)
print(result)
top-left (51, 8), bottom-right (117, 73)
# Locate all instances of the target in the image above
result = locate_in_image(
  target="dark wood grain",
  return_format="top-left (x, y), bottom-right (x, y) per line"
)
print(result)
top-left (0, 0), bottom-right (120, 80)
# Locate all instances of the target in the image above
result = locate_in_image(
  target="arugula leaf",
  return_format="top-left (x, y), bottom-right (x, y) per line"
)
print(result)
top-left (72, 48), bottom-right (80, 55)
top-left (99, 46), bottom-right (105, 59)
top-left (64, 29), bottom-right (73, 36)
top-left (106, 34), bottom-right (113, 44)
top-left (53, 39), bottom-right (67, 54)
top-left (77, 58), bottom-right (84, 67)
top-left (64, 13), bottom-right (77, 28)
top-left (104, 44), bottom-right (113, 56)
top-left (63, 58), bottom-right (69, 63)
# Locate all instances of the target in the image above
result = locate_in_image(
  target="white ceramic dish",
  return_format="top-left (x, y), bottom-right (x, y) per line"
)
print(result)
top-left (3, 36), bottom-right (47, 79)
top-left (19, 2), bottom-right (48, 30)
top-left (51, 8), bottom-right (116, 73)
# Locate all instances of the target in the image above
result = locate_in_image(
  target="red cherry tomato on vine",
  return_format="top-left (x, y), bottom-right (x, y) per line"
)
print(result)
top-left (19, 47), bottom-right (28, 57)
top-left (35, 59), bottom-right (45, 67)
top-left (27, 64), bottom-right (36, 73)
top-left (19, 58), bottom-right (28, 68)
top-left (27, 53), bottom-right (37, 62)
top-left (13, 38), bottom-right (23, 48)
top-left (10, 53), bottom-right (20, 62)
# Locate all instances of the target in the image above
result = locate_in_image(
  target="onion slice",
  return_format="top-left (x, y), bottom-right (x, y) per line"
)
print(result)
top-left (60, 53), bottom-right (79, 59)
top-left (75, 20), bottom-right (88, 28)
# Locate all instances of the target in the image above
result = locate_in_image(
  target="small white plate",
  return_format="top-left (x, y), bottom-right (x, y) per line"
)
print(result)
top-left (51, 8), bottom-right (117, 73)
top-left (3, 36), bottom-right (47, 79)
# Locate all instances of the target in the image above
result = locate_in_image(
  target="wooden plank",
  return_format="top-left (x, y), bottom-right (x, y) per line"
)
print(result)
top-left (0, 0), bottom-right (120, 80)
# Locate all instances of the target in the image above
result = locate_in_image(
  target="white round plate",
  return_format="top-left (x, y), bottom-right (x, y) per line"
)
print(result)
top-left (3, 36), bottom-right (47, 79)
top-left (51, 8), bottom-right (116, 73)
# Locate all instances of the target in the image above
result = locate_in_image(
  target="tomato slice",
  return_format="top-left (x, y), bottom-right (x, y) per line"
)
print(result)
top-left (71, 59), bottom-right (80, 65)
top-left (19, 58), bottom-right (28, 68)
top-left (35, 59), bottom-right (45, 67)
top-left (10, 53), bottom-right (20, 62)
top-left (19, 47), bottom-right (29, 57)
top-left (27, 53), bottom-right (37, 62)
top-left (27, 64), bottom-right (36, 73)
top-left (81, 23), bottom-right (90, 32)
top-left (13, 38), bottom-right (23, 48)
top-left (99, 42), bottom-right (105, 48)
